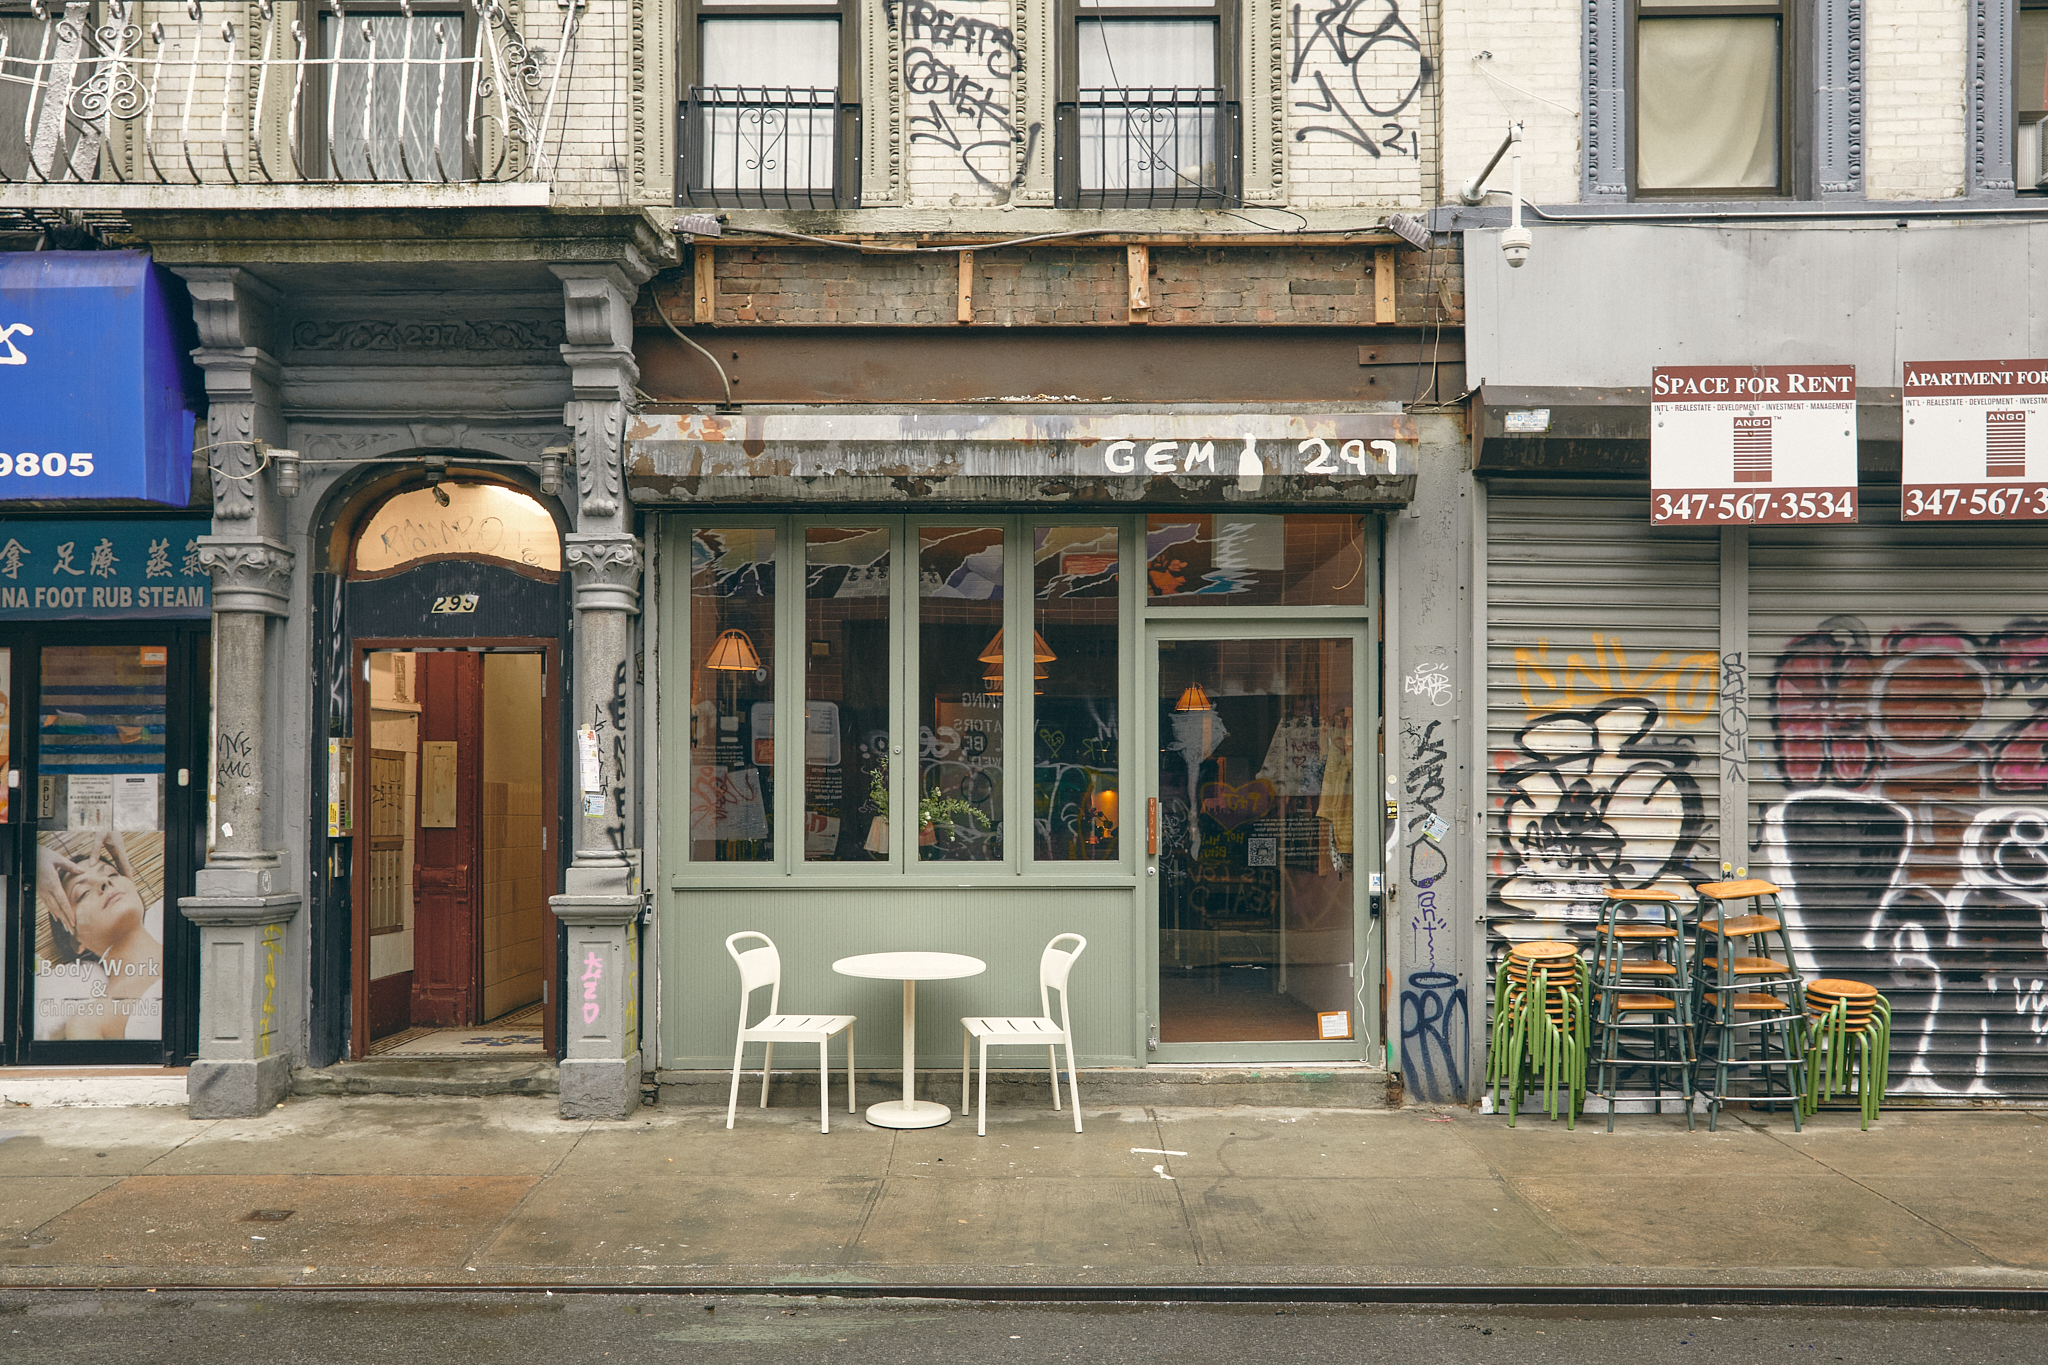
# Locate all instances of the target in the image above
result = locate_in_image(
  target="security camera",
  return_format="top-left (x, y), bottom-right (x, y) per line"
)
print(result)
top-left (1501, 225), bottom-right (1532, 268)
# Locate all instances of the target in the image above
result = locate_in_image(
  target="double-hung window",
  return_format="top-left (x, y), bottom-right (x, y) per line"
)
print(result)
top-left (678, 0), bottom-right (858, 209)
top-left (1630, 1), bottom-right (1790, 198)
top-left (2017, 2), bottom-right (2048, 190)
top-left (1057, 0), bottom-right (1239, 208)
top-left (309, 4), bottom-right (475, 182)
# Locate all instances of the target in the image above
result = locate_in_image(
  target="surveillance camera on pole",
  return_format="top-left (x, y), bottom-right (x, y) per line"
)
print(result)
top-left (1461, 122), bottom-right (1532, 268)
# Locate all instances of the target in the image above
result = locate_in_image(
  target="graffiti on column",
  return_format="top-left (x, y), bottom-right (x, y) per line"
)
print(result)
top-left (1492, 636), bottom-right (1718, 939)
top-left (890, 0), bottom-right (1037, 195)
top-left (1289, 0), bottom-right (1431, 158)
top-left (1756, 615), bottom-right (2048, 1095)
top-left (1399, 717), bottom-right (1466, 1099)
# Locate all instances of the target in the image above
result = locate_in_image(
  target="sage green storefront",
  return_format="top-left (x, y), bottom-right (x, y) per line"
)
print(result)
top-left (636, 408), bottom-right (1413, 1088)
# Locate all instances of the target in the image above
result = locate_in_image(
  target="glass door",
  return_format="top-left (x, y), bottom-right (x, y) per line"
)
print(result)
top-left (1150, 628), bottom-right (1369, 1060)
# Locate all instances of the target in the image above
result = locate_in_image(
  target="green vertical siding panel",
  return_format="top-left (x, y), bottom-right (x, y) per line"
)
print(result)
top-left (663, 887), bottom-right (1140, 1069)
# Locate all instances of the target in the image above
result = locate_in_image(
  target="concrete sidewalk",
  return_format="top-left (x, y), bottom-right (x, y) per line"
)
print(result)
top-left (2, 1095), bottom-right (2044, 1291)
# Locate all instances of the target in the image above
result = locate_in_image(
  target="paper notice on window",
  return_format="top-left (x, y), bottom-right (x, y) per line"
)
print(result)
top-left (66, 774), bottom-right (114, 829)
top-left (113, 773), bottom-right (160, 831)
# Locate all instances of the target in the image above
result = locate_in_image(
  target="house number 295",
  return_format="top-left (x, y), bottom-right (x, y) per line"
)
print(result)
top-left (431, 593), bottom-right (479, 614)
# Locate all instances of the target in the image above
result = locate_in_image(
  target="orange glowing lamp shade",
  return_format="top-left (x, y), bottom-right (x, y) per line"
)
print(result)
top-left (977, 629), bottom-right (1058, 665)
top-left (1093, 790), bottom-right (1118, 823)
top-left (704, 628), bottom-right (761, 672)
top-left (1174, 682), bottom-right (1213, 712)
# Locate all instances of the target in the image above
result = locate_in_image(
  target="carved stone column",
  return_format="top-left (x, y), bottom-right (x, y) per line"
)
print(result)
top-left (172, 266), bottom-right (301, 1120)
top-left (186, 536), bottom-right (298, 1118)
top-left (551, 261), bottom-right (653, 1119)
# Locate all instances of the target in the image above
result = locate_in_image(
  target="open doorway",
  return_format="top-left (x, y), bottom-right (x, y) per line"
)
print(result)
top-left (355, 648), bottom-right (554, 1059)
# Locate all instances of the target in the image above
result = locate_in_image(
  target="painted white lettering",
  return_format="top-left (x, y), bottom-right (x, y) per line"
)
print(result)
top-left (1104, 440), bottom-right (1136, 474)
top-left (1144, 441), bottom-right (1178, 474)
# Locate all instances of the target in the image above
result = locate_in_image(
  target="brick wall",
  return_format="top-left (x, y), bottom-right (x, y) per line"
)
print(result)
top-left (639, 238), bottom-right (1461, 327)
top-left (1865, 0), bottom-right (1967, 200)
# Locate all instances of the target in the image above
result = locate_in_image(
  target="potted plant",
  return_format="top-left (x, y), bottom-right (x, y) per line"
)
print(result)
top-left (867, 767), bottom-right (991, 848)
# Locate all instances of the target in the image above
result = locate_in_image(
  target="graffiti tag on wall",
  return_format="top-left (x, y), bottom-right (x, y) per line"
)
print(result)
top-left (1758, 615), bottom-right (2048, 1095)
top-left (1289, 0), bottom-right (1431, 159)
top-left (890, 0), bottom-right (1036, 197)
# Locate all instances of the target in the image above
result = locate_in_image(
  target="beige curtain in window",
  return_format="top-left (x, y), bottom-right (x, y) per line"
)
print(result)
top-left (1638, 17), bottom-right (1780, 191)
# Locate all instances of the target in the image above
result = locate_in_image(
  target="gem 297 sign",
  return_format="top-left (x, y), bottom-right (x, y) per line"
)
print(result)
top-left (1650, 364), bottom-right (1859, 525)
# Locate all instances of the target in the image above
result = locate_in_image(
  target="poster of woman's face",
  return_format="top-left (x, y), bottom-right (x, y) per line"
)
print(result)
top-left (35, 827), bottom-right (165, 1041)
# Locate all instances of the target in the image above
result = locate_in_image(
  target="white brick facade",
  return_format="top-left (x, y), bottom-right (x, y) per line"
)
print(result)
top-left (1440, 0), bottom-right (1581, 207)
top-left (1864, 0), bottom-right (1967, 201)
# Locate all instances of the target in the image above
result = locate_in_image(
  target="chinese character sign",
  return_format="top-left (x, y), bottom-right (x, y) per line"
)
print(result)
top-left (0, 520), bottom-right (210, 620)
top-left (1901, 361), bottom-right (2048, 520)
top-left (1650, 365), bottom-right (1859, 525)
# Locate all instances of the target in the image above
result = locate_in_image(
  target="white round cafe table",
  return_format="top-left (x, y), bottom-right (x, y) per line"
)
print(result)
top-left (833, 951), bottom-right (986, 1129)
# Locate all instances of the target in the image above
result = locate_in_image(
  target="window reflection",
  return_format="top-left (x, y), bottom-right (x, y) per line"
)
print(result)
top-left (1034, 526), bottom-right (1119, 860)
top-left (688, 528), bottom-right (774, 861)
top-left (1145, 514), bottom-right (1364, 607)
top-left (918, 526), bottom-right (1004, 861)
top-left (805, 526), bottom-right (891, 861)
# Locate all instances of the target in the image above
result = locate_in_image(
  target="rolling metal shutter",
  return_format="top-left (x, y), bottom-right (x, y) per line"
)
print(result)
top-left (1484, 483), bottom-right (1724, 969)
top-left (1749, 497), bottom-right (2048, 1099)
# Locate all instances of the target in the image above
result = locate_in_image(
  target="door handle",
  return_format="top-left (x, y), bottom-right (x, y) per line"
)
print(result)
top-left (1147, 797), bottom-right (1158, 856)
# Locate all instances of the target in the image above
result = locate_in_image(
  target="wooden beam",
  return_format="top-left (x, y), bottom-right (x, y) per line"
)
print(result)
top-left (1127, 244), bottom-right (1151, 323)
top-left (957, 249), bottom-right (974, 324)
top-left (694, 243), bottom-right (715, 325)
top-left (1374, 247), bottom-right (1397, 325)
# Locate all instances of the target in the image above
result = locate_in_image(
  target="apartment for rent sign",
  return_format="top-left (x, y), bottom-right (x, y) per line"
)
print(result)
top-left (1901, 362), bottom-right (2048, 520)
top-left (1650, 365), bottom-right (1858, 525)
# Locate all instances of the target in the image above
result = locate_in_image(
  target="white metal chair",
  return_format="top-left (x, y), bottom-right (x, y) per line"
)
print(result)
top-left (725, 931), bottom-right (857, 1133)
top-left (960, 933), bottom-right (1086, 1137)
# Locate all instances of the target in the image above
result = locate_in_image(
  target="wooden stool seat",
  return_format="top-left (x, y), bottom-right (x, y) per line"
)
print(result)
top-left (1508, 941), bottom-right (1578, 961)
top-left (1728, 992), bottom-right (1799, 1012)
top-left (1603, 960), bottom-right (1677, 977)
top-left (1697, 878), bottom-right (1781, 900)
top-left (1604, 887), bottom-right (1683, 901)
top-left (1697, 915), bottom-right (1781, 938)
top-left (1613, 993), bottom-right (1679, 1012)
top-left (1600, 924), bottom-right (1680, 940)
top-left (1702, 956), bottom-right (1793, 977)
top-left (1807, 979), bottom-right (1880, 1001)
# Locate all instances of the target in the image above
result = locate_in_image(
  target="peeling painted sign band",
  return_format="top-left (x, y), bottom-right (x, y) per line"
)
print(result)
top-left (626, 409), bottom-right (1418, 504)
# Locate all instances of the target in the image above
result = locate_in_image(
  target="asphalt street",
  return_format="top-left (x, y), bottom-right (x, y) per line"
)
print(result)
top-left (0, 1292), bottom-right (2039, 1365)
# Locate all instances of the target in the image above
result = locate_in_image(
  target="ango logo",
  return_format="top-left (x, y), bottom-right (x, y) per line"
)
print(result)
top-left (0, 322), bottom-right (29, 365)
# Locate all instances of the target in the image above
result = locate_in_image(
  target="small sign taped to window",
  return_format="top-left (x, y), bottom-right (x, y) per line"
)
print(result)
top-left (1318, 1010), bottom-right (1352, 1040)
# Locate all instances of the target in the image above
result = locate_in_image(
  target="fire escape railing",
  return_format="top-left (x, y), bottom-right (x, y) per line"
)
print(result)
top-left (0, 0), bottom-right (579, 186)
top-left (1056, 86), bottom-right (1238, 209)
top-left (679, 84), bottom-right (856, 211)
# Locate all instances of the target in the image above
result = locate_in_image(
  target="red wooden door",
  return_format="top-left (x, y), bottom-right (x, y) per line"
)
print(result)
top-left (410, 652), bottom-right (483, 1027)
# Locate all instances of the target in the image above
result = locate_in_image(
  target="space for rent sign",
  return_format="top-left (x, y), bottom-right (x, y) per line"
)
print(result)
top-left (1901, 362), bottom-right (2048, 520)
top-left (1650, 365), bottom-right (1858, 525)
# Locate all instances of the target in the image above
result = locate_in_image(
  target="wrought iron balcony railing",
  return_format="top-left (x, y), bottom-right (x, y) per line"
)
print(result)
top-left (0, 0), bottom-right (576, 187)
top-left (1057, 87), bottom-right (1238, 209)
top-left (680, 84), bottom-right (856, 211)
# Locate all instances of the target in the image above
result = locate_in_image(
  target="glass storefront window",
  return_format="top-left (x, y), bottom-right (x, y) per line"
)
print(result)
top-left (917, 526), bottom-right (1004, 861)
top-left (1145, 514), bottom-right (1366, 607)
top-left (688, 528), bottom-right (775, 861)
top-left (1033, 526), bottom-right (1120, 860)
top-left (35, 645), bottom-right (169, 1042)
top-left (805, 525), bottom-right (892, 861)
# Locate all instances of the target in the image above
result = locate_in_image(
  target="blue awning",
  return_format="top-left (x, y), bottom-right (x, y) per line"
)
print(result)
top-left (0, 251), bottom-right (198, 505)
